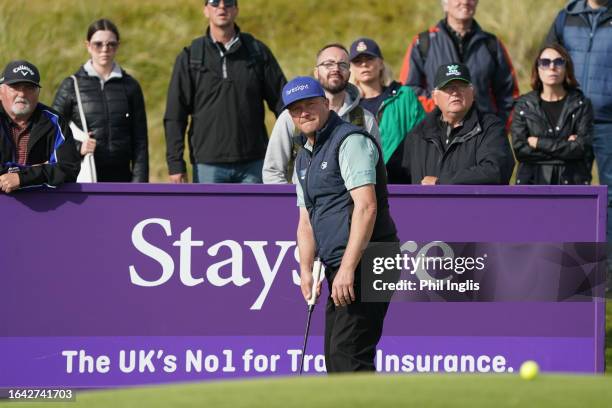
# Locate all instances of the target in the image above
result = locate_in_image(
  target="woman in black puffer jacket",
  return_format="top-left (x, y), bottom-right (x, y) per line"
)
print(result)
top-left (511, 43), bottom-right (593, 185)
top-left (53, 19), bottom-right (148, 182)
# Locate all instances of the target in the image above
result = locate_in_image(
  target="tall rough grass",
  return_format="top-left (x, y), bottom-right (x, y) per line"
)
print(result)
top-left (0, 0), bottom-right (566, 181)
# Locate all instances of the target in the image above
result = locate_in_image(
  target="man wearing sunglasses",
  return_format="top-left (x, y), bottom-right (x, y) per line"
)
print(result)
top-left (0, 60), bottom-right (80, 193)
top-left (402, 63), bottom-right (514, 185)
top-left (164, 0), bottom-right (286, 184)
top-left (545, 0), bottom-right (612, 292)
top-left (263, 44), bottom-right (379, 184)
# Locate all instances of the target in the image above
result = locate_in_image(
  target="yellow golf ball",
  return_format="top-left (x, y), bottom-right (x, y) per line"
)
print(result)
top-left (519, 360), bottom-right (539, 380)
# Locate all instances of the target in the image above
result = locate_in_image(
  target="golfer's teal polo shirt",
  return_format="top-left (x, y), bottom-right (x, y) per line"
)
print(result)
top-left (295, 134), bottom-right (379, 207)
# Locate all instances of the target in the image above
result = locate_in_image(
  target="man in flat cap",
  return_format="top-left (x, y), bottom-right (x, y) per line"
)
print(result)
top-left (0, 60), bottom-right (80, 192)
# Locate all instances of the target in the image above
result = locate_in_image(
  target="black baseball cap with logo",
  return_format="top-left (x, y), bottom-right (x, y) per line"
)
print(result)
top-left (0, 60), bottom-right (42, 88)
top-left (434, 63), bottom-right (471, 90)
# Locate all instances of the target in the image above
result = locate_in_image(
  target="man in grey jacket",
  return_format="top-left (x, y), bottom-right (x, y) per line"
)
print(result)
top-left (262, 43), bottom-right (379, 184)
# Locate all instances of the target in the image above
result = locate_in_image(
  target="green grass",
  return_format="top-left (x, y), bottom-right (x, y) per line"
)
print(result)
top-left (0, 0), bottom-right (566, 181)
top-left (3, 373), bottom-right (612, 407)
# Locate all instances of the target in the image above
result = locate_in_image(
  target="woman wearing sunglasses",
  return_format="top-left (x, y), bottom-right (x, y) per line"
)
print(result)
top-left (511, 43), bottom-right (593, 185)
top-left (52, 19), bottom-right (149, 182)
top-left (349, 38), bottom-right (425, 184)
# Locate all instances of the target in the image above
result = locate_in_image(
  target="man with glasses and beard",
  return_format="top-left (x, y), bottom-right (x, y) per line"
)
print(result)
top-left (165, 0), bottom-right (286, 184)
top-left (263, 44), bottom-right (379, 184)
top-left (0, 60), bottom-right (80, 193)
top-left (402, 63), bottom-right (514, 185)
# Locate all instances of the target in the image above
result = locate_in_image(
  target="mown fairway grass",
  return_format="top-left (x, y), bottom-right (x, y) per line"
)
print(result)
top-left (2, 373), bottom-right (612, 407)
top-left (0, 0), bottom-right (567, 181)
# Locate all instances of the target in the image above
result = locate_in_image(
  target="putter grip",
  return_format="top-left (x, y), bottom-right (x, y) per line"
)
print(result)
top-left (308, 258), bottom-right (323, 306)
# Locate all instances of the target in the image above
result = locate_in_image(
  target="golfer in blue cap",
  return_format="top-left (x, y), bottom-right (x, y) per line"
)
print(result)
top-left (285, 76), bottom-right (399, 372)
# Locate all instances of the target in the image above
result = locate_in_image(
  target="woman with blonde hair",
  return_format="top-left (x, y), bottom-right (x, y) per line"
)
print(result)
top-left (349, 38), bottom-right (424, 183)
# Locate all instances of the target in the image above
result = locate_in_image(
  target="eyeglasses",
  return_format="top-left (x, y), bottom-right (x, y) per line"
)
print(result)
top-left (537, 58), bottom-right (566, 69)
top-left (91, 41), bottom-right (119, 51)
top-left (207, 0), bottom-right (236, 7)
top-left (316, 61), bottom-right (350, 72)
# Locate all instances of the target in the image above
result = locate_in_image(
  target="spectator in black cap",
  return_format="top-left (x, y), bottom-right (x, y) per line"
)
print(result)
top-left (402, 62), bottom-right (514, 185)
top-left (0, 60), bottom-right (80, 192)
top-left (349, 37), bottom-right (425, 184)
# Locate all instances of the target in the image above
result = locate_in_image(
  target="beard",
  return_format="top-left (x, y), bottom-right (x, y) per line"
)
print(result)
top-left (11, 98), bottom-right (34, 117)
top-left (320, 76), bottom-right (348, 95)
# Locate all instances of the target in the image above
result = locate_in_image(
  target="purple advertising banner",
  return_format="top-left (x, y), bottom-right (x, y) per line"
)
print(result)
top-left (0, 184), bottom-right (607, 388)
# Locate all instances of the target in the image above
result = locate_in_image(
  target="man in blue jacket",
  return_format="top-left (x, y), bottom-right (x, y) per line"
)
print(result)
top-left (399, 0), bottom-right (518, 129)
top-left (0, 60), bottom-right (80, 192)
top-left (544, 0), bottom-right (612, 291)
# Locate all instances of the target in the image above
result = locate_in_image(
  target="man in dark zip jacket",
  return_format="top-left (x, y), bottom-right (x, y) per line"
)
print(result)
top-left (0, 60), bottom-right (80, 193)
top-left (402, 63), bottom-right (514, 185)
top-left (164, 0), bottom-right (286, 184)
top-left (399, 0), bottom-right (519, 128)
top-left (286, 76), bottom-right (398, 372)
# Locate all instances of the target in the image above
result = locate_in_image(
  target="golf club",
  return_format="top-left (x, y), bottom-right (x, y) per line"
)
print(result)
top-left (299, 257), bottom-right (324, 375)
